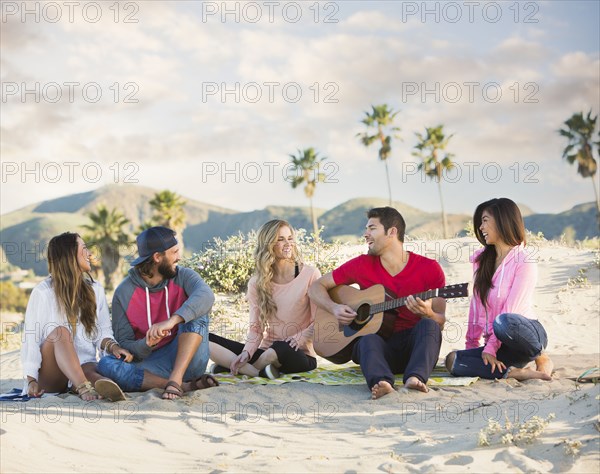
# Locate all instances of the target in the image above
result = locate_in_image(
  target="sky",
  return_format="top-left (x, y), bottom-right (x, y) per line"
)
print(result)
top-left (1, 0), bottom-right (599, 218)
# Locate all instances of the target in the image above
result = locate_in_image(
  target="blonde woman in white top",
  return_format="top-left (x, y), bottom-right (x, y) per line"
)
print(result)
top-left (21, 232), bottom-right (132, 401)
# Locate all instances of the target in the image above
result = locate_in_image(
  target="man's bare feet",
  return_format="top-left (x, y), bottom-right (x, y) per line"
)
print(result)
top-left (506, 366), bottom-right (551, 381)
top-left (534, 354), bottom-right (554, 378)
top-left (371, 380), bottom-right (395, 399)
top-left (404, 376), bottom-right (429, 393)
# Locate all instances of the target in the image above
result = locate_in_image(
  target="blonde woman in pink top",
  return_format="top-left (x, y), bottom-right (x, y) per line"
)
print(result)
top-left (209, 220), bottom-right (321, 379)
top-left (445, 198), bottom-right (553, 381)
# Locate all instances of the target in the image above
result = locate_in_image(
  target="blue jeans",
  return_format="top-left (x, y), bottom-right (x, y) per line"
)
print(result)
top-left (352, 318), bottom-right (442, 389)
top-left (451, 313), bottom-right (548, 379)
top-left (98, 318), bottom-right (209, 392)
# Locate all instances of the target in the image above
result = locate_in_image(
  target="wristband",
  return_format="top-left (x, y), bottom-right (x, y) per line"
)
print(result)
top-left (28, 379), bottom-right (36, 386)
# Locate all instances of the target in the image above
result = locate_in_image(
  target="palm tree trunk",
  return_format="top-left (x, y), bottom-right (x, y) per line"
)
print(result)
top-left (437, 179), bottom-right (448, 239)
top-left (310, 198), bottom-right (319, 238)
top-left (384, 159), bottom-right (392, 206)
top-left (591, 175), bottom-right (600, 229)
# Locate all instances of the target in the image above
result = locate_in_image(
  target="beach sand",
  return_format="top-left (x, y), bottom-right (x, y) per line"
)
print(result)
top-left (1, 239), bottom-right (599, 473)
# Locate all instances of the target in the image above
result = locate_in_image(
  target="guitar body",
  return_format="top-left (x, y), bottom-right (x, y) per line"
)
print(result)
top-left (313, 282), bottom-right (468, 364)
top-left (313, 284), bottom-right (398, 364)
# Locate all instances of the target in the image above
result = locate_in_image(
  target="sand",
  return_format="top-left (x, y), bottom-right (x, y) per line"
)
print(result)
top-left (1, 238), bottom-right (599, 473)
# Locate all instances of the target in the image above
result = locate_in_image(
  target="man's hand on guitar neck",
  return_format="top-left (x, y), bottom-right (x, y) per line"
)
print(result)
top-left (406, 295), bottom-right (446, 327)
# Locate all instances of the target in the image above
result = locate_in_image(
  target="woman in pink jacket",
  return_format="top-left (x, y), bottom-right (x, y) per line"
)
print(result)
top-left (445, 198), bottom-right (553, 380)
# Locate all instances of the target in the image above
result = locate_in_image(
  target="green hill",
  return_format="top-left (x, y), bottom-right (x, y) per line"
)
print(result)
top-left (0, 184), bottom-right (237, 275)
top-left (524, 202), bottom-right (599, 240)
top-left (1, 184), bottom-right (597, 275)
top-left (184, 206), bottom-right (326, 253)
top-left (319, 198), bottom-right (470, 240)
top-left (1, 213), bottom-right (89, 275)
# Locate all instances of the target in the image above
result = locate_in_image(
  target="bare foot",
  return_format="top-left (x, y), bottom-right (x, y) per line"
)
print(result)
top-left (404, 376), bottom-right (429, 393)
top-left (371, 381), bottom-right (395, 399)
top-left (507, 367), bottom-right (551, 381)
top-left (535, 354), bottom-right (554, 378)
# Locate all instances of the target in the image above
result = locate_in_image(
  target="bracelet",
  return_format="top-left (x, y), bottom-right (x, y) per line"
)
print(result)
top-left (28, 379), bottom-right (36, 386)
top-left (105, 340), bottom-right (119, 353)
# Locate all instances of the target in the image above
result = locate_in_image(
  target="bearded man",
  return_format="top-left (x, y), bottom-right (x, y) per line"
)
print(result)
top-left (98, 226), bottom-right (218, 400)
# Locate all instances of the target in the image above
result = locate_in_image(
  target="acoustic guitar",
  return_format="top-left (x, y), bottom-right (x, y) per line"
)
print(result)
top-left (313, 283), bottom-right (468, 364)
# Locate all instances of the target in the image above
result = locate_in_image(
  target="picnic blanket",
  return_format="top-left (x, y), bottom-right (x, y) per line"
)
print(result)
top-left (213, 364), bottom-right (478, 386)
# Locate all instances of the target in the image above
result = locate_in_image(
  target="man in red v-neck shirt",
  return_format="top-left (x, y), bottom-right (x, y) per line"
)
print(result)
top-left (309, 207), bottom-right (446, 399)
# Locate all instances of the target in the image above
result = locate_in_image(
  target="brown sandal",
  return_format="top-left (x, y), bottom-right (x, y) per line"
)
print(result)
top-left (74, 381), bottom-right (100, 401)
top-left (193, 374), bottom-right (220, 390)
top-left (162, 381), bottom-right (183, 400)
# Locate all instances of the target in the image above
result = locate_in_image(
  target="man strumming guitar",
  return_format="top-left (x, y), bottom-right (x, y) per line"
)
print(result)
top-left (309, 207), bottom-right (446, 399)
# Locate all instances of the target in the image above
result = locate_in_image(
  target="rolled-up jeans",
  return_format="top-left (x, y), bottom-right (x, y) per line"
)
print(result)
top-left (98, 317), bottom-right (209, 392)
top-left (450, 313), bottom-right (548, 379)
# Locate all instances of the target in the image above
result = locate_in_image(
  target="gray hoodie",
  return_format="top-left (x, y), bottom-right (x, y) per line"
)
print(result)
top-left (112, 266), bottom-right (214, 360)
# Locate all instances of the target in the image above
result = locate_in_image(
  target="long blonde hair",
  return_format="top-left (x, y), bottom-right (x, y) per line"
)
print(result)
top-left (47, 232), bottom-right (97, 337)
top-left (253, 220), bottom-right (300, 329)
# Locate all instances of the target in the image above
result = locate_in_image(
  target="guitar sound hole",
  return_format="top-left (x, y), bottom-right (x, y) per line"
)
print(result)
top-left (350, 304), bottom-right (371, 331)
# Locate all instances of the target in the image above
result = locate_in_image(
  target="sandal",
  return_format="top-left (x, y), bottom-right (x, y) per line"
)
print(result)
top-left (576, 367), bottom-right (599, 384)
top-left (74, 381), bottom-right (100, 401)
top-left (162, 381), bottom-right (183, 400)
top-left (193, 374), bottom-right (220, 390)
top-left (95, 379), bottom-right (126, 402)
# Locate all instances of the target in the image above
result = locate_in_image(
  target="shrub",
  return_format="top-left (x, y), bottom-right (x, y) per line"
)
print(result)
top-left (182, 233), bottom-right (256, 294)
top-left (478, 413), bottom-right (555, 447)
top-left (181, 229), bottom-right (350, 294)
top-left (0, 281), bottom-right (29, 313)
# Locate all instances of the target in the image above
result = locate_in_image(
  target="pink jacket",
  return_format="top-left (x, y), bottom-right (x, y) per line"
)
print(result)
top-left (466, 245), bottom-right (538, 357)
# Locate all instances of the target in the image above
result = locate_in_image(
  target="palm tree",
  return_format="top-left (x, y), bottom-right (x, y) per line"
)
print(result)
top-left (81, 205), bottom-right (130, 291)
top-left (559, 110), bottom-right (600, 223)
top-left (288, 148), bottom-right (327, 236)
top-left (149, 190), bottom-right (187, 251)
top-left (357, 104), bottom-right (401, 206)
top-left (413, 125), bottom-right (455, 239)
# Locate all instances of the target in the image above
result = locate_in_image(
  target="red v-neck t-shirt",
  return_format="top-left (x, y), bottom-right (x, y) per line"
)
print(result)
top-left (332, 252), bottom-right (445, 332)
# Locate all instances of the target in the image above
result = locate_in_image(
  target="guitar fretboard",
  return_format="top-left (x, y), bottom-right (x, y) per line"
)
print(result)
top-left (370, 288), bottom-right (439, 315)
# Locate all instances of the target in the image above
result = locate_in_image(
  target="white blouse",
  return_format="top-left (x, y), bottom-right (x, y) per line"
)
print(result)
top-left (21, 277), bottom-right (114, 382)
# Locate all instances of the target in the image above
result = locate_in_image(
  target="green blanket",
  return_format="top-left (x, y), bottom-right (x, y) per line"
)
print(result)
top-left (213, 364), bottom-right (478, 386)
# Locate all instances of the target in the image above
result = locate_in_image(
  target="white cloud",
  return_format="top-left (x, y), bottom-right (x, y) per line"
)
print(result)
top-left (1, 1), bottom-right (599, 217)
top-left (551, 52), bottom-right (600, 80)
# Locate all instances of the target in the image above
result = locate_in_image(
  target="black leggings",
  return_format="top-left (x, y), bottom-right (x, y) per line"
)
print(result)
top-left (209, 333), bottom-right (317, 374)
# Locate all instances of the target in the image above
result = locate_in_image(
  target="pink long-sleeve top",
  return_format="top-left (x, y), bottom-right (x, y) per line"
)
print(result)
top-left (242, 265), bottom-right (321, 359)
top-left (466, 245), bottom-right (538, 357)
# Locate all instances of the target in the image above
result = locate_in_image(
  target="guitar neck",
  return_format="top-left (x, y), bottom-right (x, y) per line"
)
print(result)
top-left (370, 288), bottom-right (438, 315)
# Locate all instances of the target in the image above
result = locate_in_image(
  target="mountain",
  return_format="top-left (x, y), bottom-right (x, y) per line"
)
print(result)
top-left (524, 202), bottom-right (599, 240)
top-left (1, 184), bottom-right (597, 275)
top-left (318, 198), bottom-right (470, 240)
top-left (0, 184), bottom-right (237, 275)
top-left (184, 206), bottom-right (326, 253)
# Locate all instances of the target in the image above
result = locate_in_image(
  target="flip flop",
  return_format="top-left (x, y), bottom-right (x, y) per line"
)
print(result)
top-left (95, 379), bottom-right (126, 402)
top-left (576, 367), bottom-right (599, 384)
top-left (162, 381), bottom-right (183, 400)
top-left (193, 374), bottom-right (219, 390)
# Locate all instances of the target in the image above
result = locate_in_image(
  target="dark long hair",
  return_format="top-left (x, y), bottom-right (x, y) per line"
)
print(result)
top-left (47, 232), bottom-right (97, 337)
top-left (473, 198), bottom-right (526, 307)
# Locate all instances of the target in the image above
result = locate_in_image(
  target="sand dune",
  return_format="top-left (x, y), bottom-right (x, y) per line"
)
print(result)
top-left (1, 239), bottom-right (599, 473)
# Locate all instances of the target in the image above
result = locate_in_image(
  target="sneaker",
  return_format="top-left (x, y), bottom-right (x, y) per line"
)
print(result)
top-left (263, 364), bottom-right (281, 380)
top-left (209, 363), bottom-right (229, 375)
